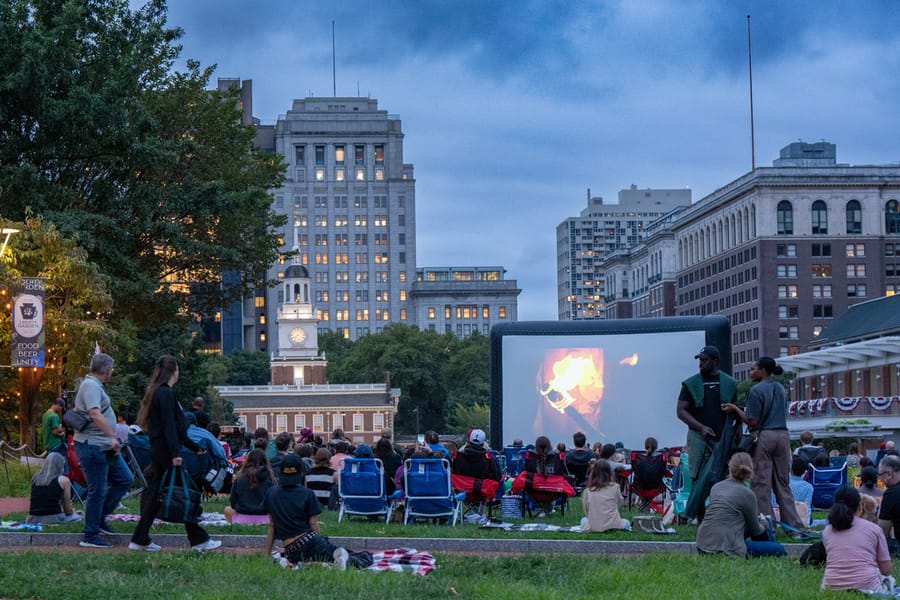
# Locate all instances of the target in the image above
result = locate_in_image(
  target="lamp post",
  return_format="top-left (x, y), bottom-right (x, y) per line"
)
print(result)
top-left (0, 228), bottom-right (19, 258)
top-left (412, 406), bottom-right (420, 441)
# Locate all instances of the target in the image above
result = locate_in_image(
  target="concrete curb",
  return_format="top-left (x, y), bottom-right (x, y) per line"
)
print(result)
top-left (0, 532), bottom-right (811, 556)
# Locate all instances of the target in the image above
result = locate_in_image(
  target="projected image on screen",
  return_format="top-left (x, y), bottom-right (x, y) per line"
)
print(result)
top-left (501, 330), bottom-right (707, 449)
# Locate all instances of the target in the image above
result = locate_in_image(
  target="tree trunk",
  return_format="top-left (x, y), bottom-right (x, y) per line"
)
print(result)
top-left (18, 367), bottom-right (43, 450)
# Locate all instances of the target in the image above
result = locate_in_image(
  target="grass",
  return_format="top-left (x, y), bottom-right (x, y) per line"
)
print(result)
top-left (0, 548), bottom-right (856, 599)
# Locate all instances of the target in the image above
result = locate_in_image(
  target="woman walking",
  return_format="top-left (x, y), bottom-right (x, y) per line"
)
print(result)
top-left (129, 355), bottom-right (221, 552)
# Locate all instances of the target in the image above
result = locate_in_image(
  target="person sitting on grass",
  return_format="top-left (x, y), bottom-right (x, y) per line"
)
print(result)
top-left (224, 449), bottom-right (275, 525)
top-left (265, 454), bottom-right (371, 570)
top-left (821, 486), bottom-right (892, 594)
top-left (304, 448), bottom-right (336, 509)
top-left (696, 452), bottom-right (786, 558)
top-left (580, 459), bottom-right (630, 532)
top-left (26, 452), bottom-right (82, 525)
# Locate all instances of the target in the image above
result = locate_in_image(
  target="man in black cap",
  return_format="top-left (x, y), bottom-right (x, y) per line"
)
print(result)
top-left (676, 345), bottom-right (738, 520)
top-left (264, 454), bottom-right (352, 569)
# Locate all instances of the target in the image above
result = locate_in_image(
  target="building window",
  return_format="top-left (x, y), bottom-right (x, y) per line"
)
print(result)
top-left (400, 308), bottom-right (406, 320)
top-left (846, 264), bottom-right (866, 277)
top-left (294, 414), bottom-right (306, 430)
top-left (846, 243), bottom-right (865, 257)
top-left (355, 272), bottom-right (368, 283)
top-left (776, 265), bottom-right (797, 278)
top-left (813, 304), bottom-right (833, 318)
top-left (776, 243), bottom-right (797, 258)
top-left (334, 145), bottom-right (345, 165)
top-left (315, 145), bottom-right (325, 166)
top-left (846, 200), bottom-right (862, 234)
top-left (355, 168), bottom-right (365, 181)
top-left (256, 415), bottom-right (267, 429)
top-left (848, 284), bottom-right (867, 297)
top-left (335, 167), bottom-right (345, 181)
top-left (295, 145), bottom-right (305, 164)
top-left (778, 325), bottom-right (799, 340)
top-left (428, 307), bottom-right (435, 319)
top-left (355, 144), bottom-right (365, 166)
top-left (811, 243), bottom-right (831, 257)
top-left (276, 414), bottom-right (287, 433)
top-left (812, 284), bottom-right (832, 299)
top-left (777, 285), bottom-right (798, 299)
top-left (375, 167), bottom-right (384, 181)
top-left (313, 414), bottom-right (323, 431)
top-left (811, 200), bottom-right (828, 234)
top-left (777, 305), bottom-right (798, 319)
top-left (374, 144), bottom-right (384, 165)
top-left (811, 264), bottom-right (832, 277)
top-left (373, 413), bottom-right (384, 430)
top-left (352, 413), bottom-right (363, 432)
top-left (776, 201), bottom-right (793, 235)
top-left (499, 306), bottom-right (507, 318)
top-left (886, 200), bottom-right (900, 234)
top-left (315, 168), bottom-right (325, 181)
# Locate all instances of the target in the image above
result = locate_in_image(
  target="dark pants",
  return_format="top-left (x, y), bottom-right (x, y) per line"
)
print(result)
top-left (74, 440), bottom-right (134, 538)
top-left (131, 443), bottom-right (209, 547)
top-left (284, 531), bottom-right (341, 564)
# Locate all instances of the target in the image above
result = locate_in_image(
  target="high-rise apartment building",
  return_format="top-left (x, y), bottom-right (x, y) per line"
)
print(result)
top-left (268, 97), bottom-right (417, 341)
top-left (556, 186), bottom-right (691, 319)
top-left (601, 141), bottom-right (900, 380)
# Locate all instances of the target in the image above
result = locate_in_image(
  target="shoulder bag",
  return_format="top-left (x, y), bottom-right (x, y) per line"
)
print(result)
top-left (158, 466), bottom-right (203, 524)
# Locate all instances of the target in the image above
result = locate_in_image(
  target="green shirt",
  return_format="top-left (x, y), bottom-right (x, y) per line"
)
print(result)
top-left (41, 409), bottom-right (62, 452)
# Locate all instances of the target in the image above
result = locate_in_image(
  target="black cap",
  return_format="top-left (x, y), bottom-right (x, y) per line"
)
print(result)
top-left (279, 454), bottom-right (304, 486)
top-left (694, 345), bottom-right (720, 360)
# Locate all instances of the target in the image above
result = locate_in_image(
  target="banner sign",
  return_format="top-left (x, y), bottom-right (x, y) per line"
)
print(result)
top-left (11, 277), bottom-right (45, 367)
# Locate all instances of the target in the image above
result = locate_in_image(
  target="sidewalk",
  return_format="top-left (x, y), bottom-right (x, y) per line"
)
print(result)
top-left (0, 497), bottom-right (30, 516)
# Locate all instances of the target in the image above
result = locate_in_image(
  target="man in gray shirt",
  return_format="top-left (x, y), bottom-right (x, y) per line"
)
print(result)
top-left (73, 353), bottom-right (134, 548)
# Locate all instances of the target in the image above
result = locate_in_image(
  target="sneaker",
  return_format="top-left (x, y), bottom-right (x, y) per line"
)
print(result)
top-left (191, 539), bottom-right (222, 552)
top-left (333, 547), bottom-right (349, 571)
top-left (99, 521), bottom-right (117, 535)
top-left (128, 541), bottom-right (161, 552)
top-left (80, 537), bottom-right (113, 549)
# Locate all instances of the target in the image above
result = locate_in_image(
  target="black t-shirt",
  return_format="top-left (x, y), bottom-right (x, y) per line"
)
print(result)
top-left (679, 375), bottom-right (725, 437)
top-left (229, 470), bottom-right (274, 515)
top-left (263, 484), bottom-right (322, 541)
top-left (881, 483), bottom-right (900, 540)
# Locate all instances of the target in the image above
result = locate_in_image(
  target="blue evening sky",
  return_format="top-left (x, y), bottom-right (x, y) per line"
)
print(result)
top-left (154, 0), bottom-right (900, 320)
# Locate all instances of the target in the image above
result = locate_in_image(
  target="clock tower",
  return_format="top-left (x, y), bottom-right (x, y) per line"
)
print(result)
top-left (271, 264), bottom-right (326, 385)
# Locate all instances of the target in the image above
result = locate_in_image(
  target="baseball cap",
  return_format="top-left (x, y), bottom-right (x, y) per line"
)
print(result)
top-left (279, 454), bottom-right (305, 486)
top-left (55, 398), bottom-right (66, 408)
top-left (694, 345), bottom-right (720, 360)
top-left (468, 429), bottom-right (486, 446)
top-left (354, 444), bottom-right (373, 458)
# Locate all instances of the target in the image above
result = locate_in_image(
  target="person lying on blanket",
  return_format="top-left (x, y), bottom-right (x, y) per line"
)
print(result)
top-left (264, 454), bottom-right (370, 569)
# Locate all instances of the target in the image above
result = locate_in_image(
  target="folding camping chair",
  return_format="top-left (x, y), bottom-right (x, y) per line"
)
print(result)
top-left (337, 457), bottom-right (397, 523)
top-left (403, 458), bottom-right (465, 525)
top-left (120, 444), bottom-right (148, 500)
top-left (501, 446), bottom-right (526, 477)
top-left (512, 451), bottom-right (575, 517)
top-left (564, 449), bottom-right (593, 495)
top-left (450, 448), bottom-right (503, 520)
top-left (629, 450), bottom-right (670, 513)
top-left (808, 462), bottom-right (848, 510)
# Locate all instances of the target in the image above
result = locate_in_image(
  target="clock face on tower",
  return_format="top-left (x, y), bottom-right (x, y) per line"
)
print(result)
top-left (289, 327), bottom-right (307, 345)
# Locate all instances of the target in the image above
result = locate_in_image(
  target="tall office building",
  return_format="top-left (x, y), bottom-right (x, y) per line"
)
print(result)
top-left (268, 97), bottom-right (417, 341)
top-left (601, 141), bottom-right (900, 380)
top-left (556, 186), bottom-right (691, 319)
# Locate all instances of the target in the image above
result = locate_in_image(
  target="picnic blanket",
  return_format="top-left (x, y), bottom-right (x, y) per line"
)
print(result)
top-left (106, 512), bottom-right (233, 527)
top-left (1, 520), bottom-right (42, 532)
top-left (480, 521), bottom-right (585, 533)
top-left (273, 547), bottom-right (436, 576)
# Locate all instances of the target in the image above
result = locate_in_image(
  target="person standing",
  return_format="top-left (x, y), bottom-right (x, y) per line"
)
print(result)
top-left (41, 398), bottom-right (66, 454)
top-left (73, 352), bottom-right (134, 548)
top-left (129, 355), bottom-right (221, 552)
top-left (724, 356), bottom-right (805, 531)
top-left (676, 345), bottom-right (738, 520)
top-left (877, 455), bottom-right (900, 555)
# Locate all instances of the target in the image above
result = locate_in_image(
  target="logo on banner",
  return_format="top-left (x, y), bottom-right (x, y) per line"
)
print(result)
top-left (11, 277), bottom-right (46, 368)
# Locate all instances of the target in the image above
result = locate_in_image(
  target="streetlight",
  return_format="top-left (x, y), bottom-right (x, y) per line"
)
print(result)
top-left (412, 406), bottom-right (420, 441)
top-left (1, 228), bottom-right (19, 258)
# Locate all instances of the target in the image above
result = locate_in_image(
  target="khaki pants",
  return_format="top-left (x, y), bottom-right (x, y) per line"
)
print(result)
top-left (751, 429), bottom-right (804, 530)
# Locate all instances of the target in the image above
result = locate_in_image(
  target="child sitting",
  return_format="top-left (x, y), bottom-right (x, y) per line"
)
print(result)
top-left (580, 459), bottom-right (630, 532)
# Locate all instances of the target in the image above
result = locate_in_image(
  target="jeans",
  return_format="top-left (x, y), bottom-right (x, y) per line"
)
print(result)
top-left (74, 441), bottom-right (133, 538)
top-left (746, 540), bottom-right (787, 557)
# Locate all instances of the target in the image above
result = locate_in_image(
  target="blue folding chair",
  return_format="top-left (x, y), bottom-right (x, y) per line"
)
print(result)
top-left (337, 457), bottom-right (397, 523)
top-left (501, 446), bottom-right (526, 476)
top-left (807, 462), bottom-right (848, 510)
top-left (403, 458), bottom-right (465, 526)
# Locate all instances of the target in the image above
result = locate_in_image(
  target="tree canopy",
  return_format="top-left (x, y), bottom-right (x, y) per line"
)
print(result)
top-left (0, 0), bottom-right (285, 445)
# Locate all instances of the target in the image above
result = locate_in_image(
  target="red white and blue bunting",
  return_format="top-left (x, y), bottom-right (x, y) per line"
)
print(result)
top-left (789, 396), bottom-right (900, 415)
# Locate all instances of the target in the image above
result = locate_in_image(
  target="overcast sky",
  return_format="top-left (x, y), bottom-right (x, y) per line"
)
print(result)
top-left (158, 0), bottom-right (900, 320)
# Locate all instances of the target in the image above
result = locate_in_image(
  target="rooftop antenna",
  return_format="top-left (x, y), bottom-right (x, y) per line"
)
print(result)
top-left (746, 14), bottom-right (756, 170)
top-left (332, 20), bottom-right (337, 97)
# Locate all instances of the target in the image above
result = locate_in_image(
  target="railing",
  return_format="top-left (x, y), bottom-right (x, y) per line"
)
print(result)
top-left (215, 383), bottom-right (387, 394)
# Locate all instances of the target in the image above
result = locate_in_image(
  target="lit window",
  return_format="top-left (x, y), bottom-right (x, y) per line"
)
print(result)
top-left (499, 306), bottom-right (507, 318)
top-left (335, 145), bottom-right (345, 165)
top-left (356, 168), bottom-right (365, 181)
top-left (374, 144), bottom-right (384, 165)
top-left (315, 168), bottom-right (325, 181)
top-left (428, 307), bottom-right (435, 319)
top-left (375, 167), bottom-right (384, 181)
top-left (335, 168), bottom-right (345, 181)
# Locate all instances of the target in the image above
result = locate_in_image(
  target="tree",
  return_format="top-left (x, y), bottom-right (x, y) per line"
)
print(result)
top-left (0, 216), bottom-right (114, 448)
top-left (226, 350), bottom-right (271, 386)
top-left (0, 0), bottom-right (286, 331)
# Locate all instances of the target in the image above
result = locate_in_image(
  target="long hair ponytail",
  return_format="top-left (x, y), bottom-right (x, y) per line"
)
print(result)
top-left (828, 486), bottom-right (860, 531)
top-left (136, 355), bottom-right (179, 429)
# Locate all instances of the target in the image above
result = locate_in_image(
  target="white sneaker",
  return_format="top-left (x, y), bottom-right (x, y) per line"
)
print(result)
top-left (191, 539), bottom-right (222, 552)
top-left (128, 541), bottom-right (161, 552)
top-left (333, 547), bottom-right (349, 571)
